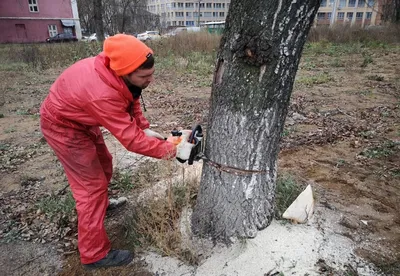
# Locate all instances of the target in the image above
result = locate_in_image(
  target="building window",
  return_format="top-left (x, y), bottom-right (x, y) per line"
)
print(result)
top-left (28, 0), bottom-right (39, 12)
top-left (327, 12), bottom-right (332, 19)
top-left (186, 12), bottom-right (192, 17)
top-left (348, 0), bottom-right (356, 7)
top-left (356, 12), bottom-right (363, 20)
top-left (206, 3), bottom-right (212, 8)
top-left (48, 25), bottom-right (57, 37)
top-left (176, 12), bottom-right (184, 17)
top-left (337, 12), bottom-right (345, 19)
top-left (213, 12), bottom-right (218, 17)
top-left (200, 3), bottom-right (205, 8)
top-left (320, 0), bottom-right (327, 7)
top-left (204, 12), bottom-right (212, 17)
top-left (317, 12), bottom-right (326, 20)
top-left (358, 0), bottom-right (365, 7)
top-left (366, 12), bottom-right (372, 19)
top-left (339, 0), bottom-right (346, 7)
top-left (185, 3), bottom-right (193, 8)
top-left (367, 0), bottom-right (374, 7)
top-left (347, 12), bottom-right (353, 20)
top-left (219, 12), bottom-right (224, 17)
top-left (186, 21), bottom-right (195, 26)
top-left (177, 2), bottom-right (183, 8)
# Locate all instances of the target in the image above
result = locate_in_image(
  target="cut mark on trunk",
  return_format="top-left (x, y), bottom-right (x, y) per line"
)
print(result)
top-left (214, 59), bottom-right (225, 85)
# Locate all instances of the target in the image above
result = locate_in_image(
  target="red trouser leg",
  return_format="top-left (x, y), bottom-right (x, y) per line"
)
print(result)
top-left (40, 116), bottom-right (112, 264)
top-left (94, 128), bottom-right (113, 184)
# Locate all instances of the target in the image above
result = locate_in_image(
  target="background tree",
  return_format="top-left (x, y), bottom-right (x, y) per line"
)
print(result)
top-left (78, 0), bottom-right (159, 35)
top-left (93, 0), bottom-right (105, 42)
top-left (380, 0), bottom-right (400, 23)
top-left (191, 0), bottom-right (320, 241)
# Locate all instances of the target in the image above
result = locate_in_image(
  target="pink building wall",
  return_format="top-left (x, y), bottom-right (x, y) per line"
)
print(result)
top-left (0, 0), bottom-right (75, 43)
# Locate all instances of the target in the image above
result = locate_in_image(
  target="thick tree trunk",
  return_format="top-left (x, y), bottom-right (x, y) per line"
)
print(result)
top-left (191, 0), bottom-right (320, 242)
top-left (94, 0), bottom-right (105, 42)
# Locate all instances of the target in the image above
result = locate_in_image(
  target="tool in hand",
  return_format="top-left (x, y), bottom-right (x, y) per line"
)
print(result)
top-left (170, 125), bottom-right (267, 176)
top-left (169, 125), bottom-right (204, 165)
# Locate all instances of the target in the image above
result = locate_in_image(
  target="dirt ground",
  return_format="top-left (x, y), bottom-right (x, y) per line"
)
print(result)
top-left (0, 44), bottom-right (399, 275)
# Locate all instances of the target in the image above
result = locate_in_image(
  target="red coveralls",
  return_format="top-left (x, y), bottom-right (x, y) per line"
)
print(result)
top-left (40, 53), bottom-right (176, 264)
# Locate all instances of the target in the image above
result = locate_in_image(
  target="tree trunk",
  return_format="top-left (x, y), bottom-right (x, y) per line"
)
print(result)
top-left (94, 0), bottom-right (105, 42)
top-left (191, 0), bottom-right (320, 242)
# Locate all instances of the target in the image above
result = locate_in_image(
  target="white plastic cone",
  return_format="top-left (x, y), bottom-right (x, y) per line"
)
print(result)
top-left (282, 184), bottom-right (314, 223)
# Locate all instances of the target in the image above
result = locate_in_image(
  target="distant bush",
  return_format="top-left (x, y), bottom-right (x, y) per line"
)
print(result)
top-left (308, 24), bottom-right (400, 44)
top-left (0, 32), bottom-right (220, 71)
top-left (0, 25), bottom-right (398, 71)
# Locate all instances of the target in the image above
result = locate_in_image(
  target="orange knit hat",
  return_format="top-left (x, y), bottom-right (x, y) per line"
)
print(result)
top-left (103, 34), bottom-right (154, 76)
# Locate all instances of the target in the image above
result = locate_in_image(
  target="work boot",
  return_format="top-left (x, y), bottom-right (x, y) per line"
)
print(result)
top-left (83, 249), bottom-right (134, 270)
top-left (107, 197), bottom-right (127, 211)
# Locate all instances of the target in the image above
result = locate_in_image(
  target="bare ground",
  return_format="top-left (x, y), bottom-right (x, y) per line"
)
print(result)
top-left (0, 45), bottom-right (399, 275)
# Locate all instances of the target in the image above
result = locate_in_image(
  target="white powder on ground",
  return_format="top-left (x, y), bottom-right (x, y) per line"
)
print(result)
top-left (143, 208), bottom-right (380, 276)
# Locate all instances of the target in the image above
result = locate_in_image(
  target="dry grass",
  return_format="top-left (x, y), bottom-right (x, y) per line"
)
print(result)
top-left (148, 32), bottom-right (220, 58)
top-left (0, 26), bottom-right (398, 72)
top-left (120, 161), bottom-right (201, 265)
top-left (308, 24), bottom-right (400, 44)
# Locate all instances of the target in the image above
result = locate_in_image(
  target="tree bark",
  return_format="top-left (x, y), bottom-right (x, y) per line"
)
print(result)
top-left (191, 0), bottom-right (320, 242)
top-left (94, 0), bottom-right (105, 42)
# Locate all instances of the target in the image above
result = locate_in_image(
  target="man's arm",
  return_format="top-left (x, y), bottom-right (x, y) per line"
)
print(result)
top-left (84, 98), bottom-right (175, 159)
top-left (132, 98), bottom-right (150, 130)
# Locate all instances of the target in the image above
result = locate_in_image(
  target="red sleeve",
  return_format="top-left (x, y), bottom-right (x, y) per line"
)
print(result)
top-left (84, 98), bottom-right (176, 159)
top-left (132, 98), bottom-right (150, 130)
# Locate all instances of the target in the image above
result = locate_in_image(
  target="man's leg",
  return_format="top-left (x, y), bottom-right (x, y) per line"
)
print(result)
top-left (92, 127), bottom-right (113, 184)
top-left (41, 119), bottom-right (111, 264)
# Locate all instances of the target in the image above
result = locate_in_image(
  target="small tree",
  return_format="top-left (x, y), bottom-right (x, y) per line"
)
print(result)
top-left (191, 0), bottom-right (320, 241)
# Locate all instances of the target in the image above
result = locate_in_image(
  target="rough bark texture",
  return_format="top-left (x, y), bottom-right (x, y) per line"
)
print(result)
top-left (191, 0), bottom-right (320, 242)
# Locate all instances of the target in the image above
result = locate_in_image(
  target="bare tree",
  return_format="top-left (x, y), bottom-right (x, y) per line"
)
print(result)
top-left (380, 0), bottom-right (400, 23)
top-left (94, 0), bottom-right (105, 41)
top-left (191, 0), bottom-right (320, 242)
top-left (79, 0), bottom-right (157, 35)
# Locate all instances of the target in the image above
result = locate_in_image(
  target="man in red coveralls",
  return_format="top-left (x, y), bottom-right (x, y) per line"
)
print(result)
top-left (40, 34), bottom-right (193, 269)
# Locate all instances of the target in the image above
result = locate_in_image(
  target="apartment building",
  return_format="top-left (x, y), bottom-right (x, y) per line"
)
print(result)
top-left (315, 0), bottom-right (379, 27)
top-left (0, 0), bottom-right (81, 43)
top-left (147, 0), bottom-right (230, 27)
top-left (148, 0), bottom-right (381, 29)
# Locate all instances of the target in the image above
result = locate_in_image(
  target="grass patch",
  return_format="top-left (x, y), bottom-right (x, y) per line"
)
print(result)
top-left (389, 169), bottom-right (400, 178)
top-left (274, 174), bottom-right (303, 219)
top-left (110, 161), bottom-right (162, 192)
top-left (110, 169), bottom-right (134, 192)
top-left (4, 127), bottom-right (16, 133)
top-left (367, 75), bottom-right (384, 81)
top-left (157, 51), bottom-right (215, 76)
top-left (1, 220), bottom-right (21, 243)
top-left (361, 141), bottom-right (399, 159)
top-left (361, 51), bottom-right (373, 67)
top-left (329, 58), bottom-right (345, 67)
top-left (296, 72), bottom-right (333, 86)
top-left (281, 127), bottom-right (297, 137)
top-left (0, 143), bottom-right (10, 151)
top-left (36, 191), bottom-right (76, 220)
top-left (122, 162), bottom-right (201, 265)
